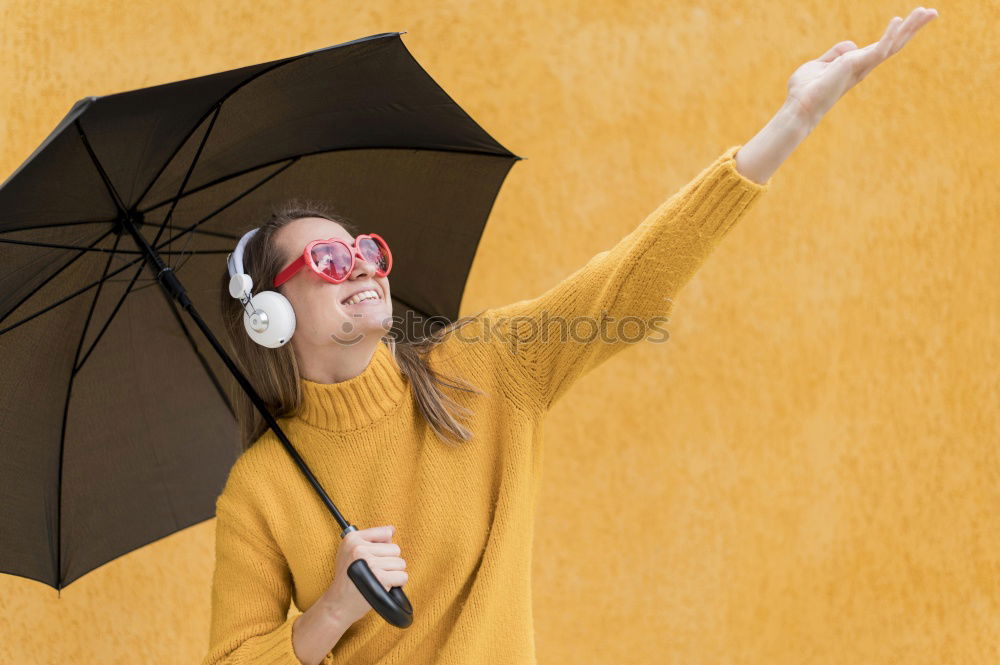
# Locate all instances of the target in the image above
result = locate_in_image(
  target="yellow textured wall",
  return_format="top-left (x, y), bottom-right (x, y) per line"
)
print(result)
top-left (2, 1), bottom-right (996, 663)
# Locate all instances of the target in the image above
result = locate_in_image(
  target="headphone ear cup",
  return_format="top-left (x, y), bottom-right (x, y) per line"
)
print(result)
top-left (243, 290), bottom-right (296, 348)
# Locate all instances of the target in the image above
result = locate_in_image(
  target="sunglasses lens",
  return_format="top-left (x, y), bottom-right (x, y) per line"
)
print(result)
top-left (359, 236), bottom-right (390, 273)
top-left (311, 242), bottom-right (353, 281)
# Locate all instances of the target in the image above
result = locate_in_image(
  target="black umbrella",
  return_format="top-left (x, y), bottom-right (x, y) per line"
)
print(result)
top-left (0, 31), bottom-right (523, 627)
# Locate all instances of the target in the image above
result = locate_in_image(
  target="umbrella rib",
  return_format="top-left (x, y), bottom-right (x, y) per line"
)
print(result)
top-left (117, 236), bottom-right (220, 294)
top-left (0, 218), bottom-right (117, 235)
top-left (74, 119), bottom-right (129, 216)
top-left (141, 157), bottom-right (298, 269)
top-left (137, 146), bottom-right (516, 216)
top-left (0, 227), bottom-right (117, 330)
top-left (0, 237), bottom-right (231, 255)
top-left (0, 223), bottom-right (241, 241)
top-left (0, 251), bottom-right (144, 336)
top-left (150, 105), bottom-right (227, 272)
top-left (148, 105), bottom-right (222, 255)
top-left (0, 238), bottom-right (442, 340)
top-left (3, 37), bottom-right (417, 231)
top-left (157, 248), bottom-right (233, 255)
top-left (138, 152), bottom-right (320, 215)
top-left (70, 236), bottom-right (122, 378)
top-left (177, 228), bottom-right (242, 241)
top-left (70, 232), bottom-right (123, 378)
top-left (154, 278), bottom-right (236, 418)
top-left (55, 232), bottom-right (124, 587)
top-left (0, 160), bottom-right (296, 336)
top-left (72, 259), bottom-right (147, 375)
top-left (132, 41), bottom-right (380, 209)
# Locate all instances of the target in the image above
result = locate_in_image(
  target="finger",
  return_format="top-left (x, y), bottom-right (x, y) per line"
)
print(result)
top-left (877, 15), bottom-right (905, 61)
top-left (358, 542), bottom-right (402, 557)
top-left (856, 8), bottom-right (937, 76)
top-left (889, 8), bottom-right (939, 56)
top-left (353, 524), bottom-right (396, 542)
top-left (849, 15), bottom-right (904, 77)
top-left (378, 570), bottom-right (408, 591)
top-left (376, 556), bottom-right (407, 571)
top-left (818, 40), bottom-right (857, 63)
top-left (890, 9), bottom-right (923, 54)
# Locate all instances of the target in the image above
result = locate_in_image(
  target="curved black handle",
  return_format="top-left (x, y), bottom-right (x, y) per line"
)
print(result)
top-left (346, 558), bottom-right (414, 628)
top-left (341, 523), bottom-right (413, 628)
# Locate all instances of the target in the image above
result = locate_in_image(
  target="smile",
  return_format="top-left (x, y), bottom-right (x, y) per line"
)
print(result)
top-left (341, 289), bottom-right (382, 306)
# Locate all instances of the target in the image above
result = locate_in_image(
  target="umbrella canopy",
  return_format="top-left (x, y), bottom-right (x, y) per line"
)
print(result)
top-left (0, 31), bottom-right (523, 595)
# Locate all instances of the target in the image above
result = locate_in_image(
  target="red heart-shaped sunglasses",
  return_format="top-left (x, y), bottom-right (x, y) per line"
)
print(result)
top-left (273, 233), bottom-right (392, 287)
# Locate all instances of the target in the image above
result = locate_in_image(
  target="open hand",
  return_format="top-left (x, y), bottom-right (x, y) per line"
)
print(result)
top-left (785, 7), bottom-right (939, 123)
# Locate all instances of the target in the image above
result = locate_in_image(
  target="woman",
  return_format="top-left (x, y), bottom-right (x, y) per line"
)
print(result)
top-left (201, 9), bottom-right (938, 665)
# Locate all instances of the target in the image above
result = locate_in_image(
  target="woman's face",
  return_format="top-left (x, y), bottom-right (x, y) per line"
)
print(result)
top-left (274, 216), bottom-right (393, 348)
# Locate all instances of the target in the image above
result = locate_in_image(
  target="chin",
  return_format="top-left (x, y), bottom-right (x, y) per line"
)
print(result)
top-left (347, 312), bottom-right (392, 334)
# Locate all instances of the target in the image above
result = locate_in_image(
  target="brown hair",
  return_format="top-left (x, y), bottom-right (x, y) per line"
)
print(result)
top-left (218, 198), bottom-right (487, 451)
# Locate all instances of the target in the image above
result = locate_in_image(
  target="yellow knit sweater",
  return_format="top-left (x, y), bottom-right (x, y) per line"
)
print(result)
top-left (200, 144), bottom-right (771, 665)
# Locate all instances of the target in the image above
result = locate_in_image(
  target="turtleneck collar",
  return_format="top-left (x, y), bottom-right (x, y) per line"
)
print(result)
top-left (295, 340), bottom-right (409, 432)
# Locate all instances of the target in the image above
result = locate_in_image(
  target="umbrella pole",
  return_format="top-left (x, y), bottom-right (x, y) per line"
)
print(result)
top-left (118, 213), bottom-right (415, 628)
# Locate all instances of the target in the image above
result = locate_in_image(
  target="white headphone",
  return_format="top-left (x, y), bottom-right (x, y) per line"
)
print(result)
top-left (226, 228), bottom-right (297, 348)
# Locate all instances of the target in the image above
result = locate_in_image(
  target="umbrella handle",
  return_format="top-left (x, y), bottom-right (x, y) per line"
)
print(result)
top-left (346, 557), bottom-right (414, 628)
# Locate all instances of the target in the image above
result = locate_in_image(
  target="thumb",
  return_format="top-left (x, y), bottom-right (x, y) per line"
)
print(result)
top-left (817, 40), bottom-right (857, 63)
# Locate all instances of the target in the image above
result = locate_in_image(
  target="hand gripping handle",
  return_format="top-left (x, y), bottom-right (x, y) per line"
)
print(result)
top-left (342, 525), bottom-right (414, 628)
top-left (346, 559), bottom-right (414, 628)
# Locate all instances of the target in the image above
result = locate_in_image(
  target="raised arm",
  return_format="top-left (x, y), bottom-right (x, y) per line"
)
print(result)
top-left (474, 7), bottom-right (938, 411)
top-left (479, 143), bottom-right (775, 411)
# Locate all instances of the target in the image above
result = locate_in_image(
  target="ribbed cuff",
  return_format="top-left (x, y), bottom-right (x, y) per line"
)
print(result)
top-left (682, 144), bottom-right (771, 242)
top-left (246, 613), bottom-right (303, 665)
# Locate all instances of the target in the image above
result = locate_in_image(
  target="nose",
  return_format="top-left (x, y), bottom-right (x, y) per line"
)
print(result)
top-left (349, 247), bottom-right (379, 278)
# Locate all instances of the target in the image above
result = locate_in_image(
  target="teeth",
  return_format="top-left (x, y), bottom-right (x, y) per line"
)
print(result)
top-left (342, 290), bottom-right (380, 306)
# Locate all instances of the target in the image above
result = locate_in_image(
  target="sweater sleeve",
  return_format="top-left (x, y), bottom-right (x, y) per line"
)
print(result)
top-left (483, 144), bottom-right (771, 411)
top-left (199, 493), bottom-right (306, 665)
